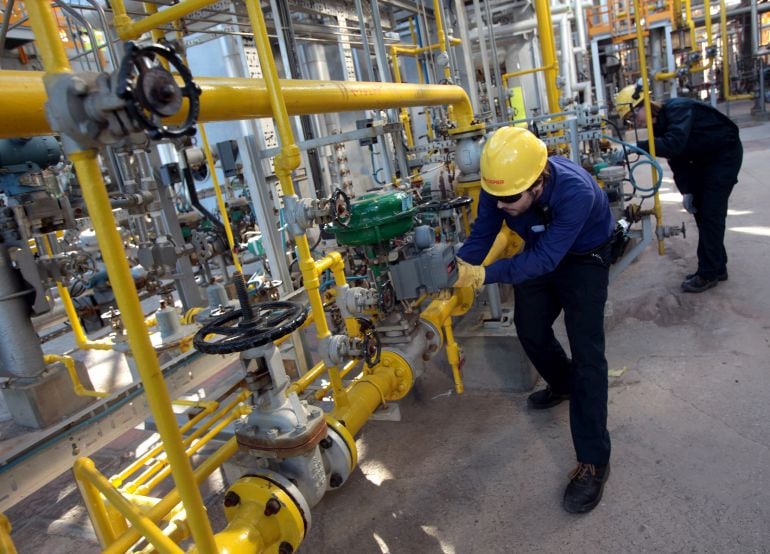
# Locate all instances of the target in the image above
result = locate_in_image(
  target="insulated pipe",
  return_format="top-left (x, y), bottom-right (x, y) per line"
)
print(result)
top-left (0, 245), bottom-right (47, 379)
top-left (0, 72), bottom-right (477, 139)
top-left (633, 0), bottom-right (665, 256)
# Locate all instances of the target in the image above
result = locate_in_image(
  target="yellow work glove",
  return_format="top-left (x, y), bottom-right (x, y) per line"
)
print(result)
top-left (454, 260), bottom-right (486, 289)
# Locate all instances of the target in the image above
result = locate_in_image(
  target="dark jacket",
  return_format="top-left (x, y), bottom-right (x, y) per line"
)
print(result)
top-left (637, 98), bottom-right (742, 194)
top-left (457, 156), bottom-right (614, 285)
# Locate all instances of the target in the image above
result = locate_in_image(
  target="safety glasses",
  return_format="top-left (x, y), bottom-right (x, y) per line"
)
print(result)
top-left (494, 192), bottom-right (524, 204)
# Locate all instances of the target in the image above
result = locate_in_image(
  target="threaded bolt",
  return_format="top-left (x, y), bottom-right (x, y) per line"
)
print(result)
top-left (233, 271), bottom-right (254, 321)
top-left (319, 437), bottom-right (333, 450)
top-left (223, 491), bottom-right (240, 507)
top-left (264, 497), bottom-right (282, 516)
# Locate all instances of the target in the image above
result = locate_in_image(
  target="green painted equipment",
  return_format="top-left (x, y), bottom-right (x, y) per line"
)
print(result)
top-left (326, 190), bottom-right (416, 246)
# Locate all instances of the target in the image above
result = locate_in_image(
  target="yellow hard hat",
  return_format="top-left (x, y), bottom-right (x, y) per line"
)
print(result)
top-left (480, 127), bottom-right (547, 197)
top-left (615, 83), bottom-right (645, 121)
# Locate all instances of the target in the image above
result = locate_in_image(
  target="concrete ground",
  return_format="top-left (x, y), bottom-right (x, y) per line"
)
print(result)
top-left (5, 104), bottom-right (770, 552)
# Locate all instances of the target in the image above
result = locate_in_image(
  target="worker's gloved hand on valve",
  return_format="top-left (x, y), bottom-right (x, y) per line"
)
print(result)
top-left (453, 260), bottom-right (486, 289)
top-left (682, 193), bottom-right (697, 214)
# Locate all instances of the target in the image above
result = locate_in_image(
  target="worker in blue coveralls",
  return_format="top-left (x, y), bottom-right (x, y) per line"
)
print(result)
top-left (452, 126), bottom-right (615, 514)
top-left (615, 84), bottom-right (743, 292)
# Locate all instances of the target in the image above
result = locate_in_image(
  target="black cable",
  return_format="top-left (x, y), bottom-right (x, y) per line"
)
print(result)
top-left (181, 150), bottom-right (225, 235)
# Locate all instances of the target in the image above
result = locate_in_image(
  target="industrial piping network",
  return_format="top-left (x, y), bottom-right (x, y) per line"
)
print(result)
top-left (0, 0), bottom-right (489, 551)
top-left (0, 0), bottom-right (683, 550)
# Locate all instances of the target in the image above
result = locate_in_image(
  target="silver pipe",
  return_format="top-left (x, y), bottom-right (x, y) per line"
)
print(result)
top-left (355, 0), bottom-right (375, 81)
top-left (472, 0), bottom-right (494, 117)
top-left (484, 0), bottom-right (508, 121)
top-left (453, 0), bottom-right (480, 113)
top-left (0, 0), bottom-right (15, 70)
top-left (486, 284), bottom-right (503, 320)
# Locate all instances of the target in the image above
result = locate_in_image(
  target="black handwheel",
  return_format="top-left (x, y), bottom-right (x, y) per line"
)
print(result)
top-left (117, 41), bottom-right (201, 140)
top-left (331, 188), bottom-right (351, 227)
top-left (194, 301), bottom-right (308, 354)
top-left (356, 317), bottom-right (381, 368)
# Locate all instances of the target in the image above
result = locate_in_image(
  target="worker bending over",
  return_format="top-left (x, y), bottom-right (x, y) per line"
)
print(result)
top-left (615, 84), bottom-right (743, 293)
top-left (454, 127), bottom-right (615, 514)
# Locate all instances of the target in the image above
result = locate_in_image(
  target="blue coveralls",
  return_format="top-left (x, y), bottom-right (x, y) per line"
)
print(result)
top-left (637, 98), bottom-right (743, 280)
top-left (458, 156), bottom-right (615, 465)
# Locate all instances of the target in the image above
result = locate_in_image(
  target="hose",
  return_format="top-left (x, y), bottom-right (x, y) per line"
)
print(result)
top-left (601, 134), bottom-right (664, 197)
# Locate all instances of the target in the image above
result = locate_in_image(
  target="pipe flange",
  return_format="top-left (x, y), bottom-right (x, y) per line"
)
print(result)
top-left (226, 472), bottom-right (308, 550)
top-left (325, 414), bottom-right (358, 469)
top-left (374, 350), bottom-right (414, 401)
top-left (448, 123), bottom-right (486, 138)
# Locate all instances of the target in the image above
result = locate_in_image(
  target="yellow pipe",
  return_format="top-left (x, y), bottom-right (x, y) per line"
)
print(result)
top-left (0, 514), bottom-right (18, 554)
top-left (432, 0), bottom-right (452, 82)
top-left (443, 318), bottom-right (463, 394)
top-left (719, 0), bottom-right (754, 101)
top-left (657, 0), bottom-right (714, 80)
top-left (121, 391), bottom-right (249, 491)
top-left (314, 359), bottom-right (361, 401)
top-left (24, 0), bottom-right (70, 73)
top-left (199, 123), bottom-right (243, 274)
top-left (44, 354), bottom-right (108, 398)
top-left (40, 236), bottom-right (113, 351)
top-left (137, 407), bottom-right (246, 495)
top-left (331, 362), bottom-right (403, 436)
top-left (74, 458), bottom-right (184, 554)
top-left (75, 459), bottom-right (119, 547)
top-left (0, 73), bottom-right (477, 138)
top-left (106, 438), bottom-right (240, 554)
top-left (502, 63), bottom-right (556, 82)
top-left (68, 150), bottom-right (217, 554)
top-left (534, 0), bottom-right (561, 114)
top-left (113, 399), bottom-right (219, 487)
top-left (633, 0), bottom-right (665, 255)
top-left (113, 0), bottom-right (221, 39)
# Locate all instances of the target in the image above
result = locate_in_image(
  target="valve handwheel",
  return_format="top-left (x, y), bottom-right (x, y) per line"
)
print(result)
top-left (356, 317), bottom-right (381, 368)
top-left (194, 301), bottom-right (308, 354)
top-left (117, 41), bottom-right (201, 140)
top-left (331, 188), bottom-right (352, 227)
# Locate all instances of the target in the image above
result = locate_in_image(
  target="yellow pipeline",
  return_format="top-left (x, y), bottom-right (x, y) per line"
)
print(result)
top-left (105, 438), bottom-right (240, 554)
top-left (331, 360), bottom-right (405, 436)
top-left (502, 63), bottom-right (557, 82)
top-left (0, 514), bottom-right (17, 554)
top-left (67, 149), bottom-right (216, 554)
top-left (633, 0), bottom-right (665, 255)
top-left (719, 0), bottom-right (753, 101)
top-left (390, 49), bottom-right (416, 147)
top-left (44, 354), bottom-right (108, 398)
top-left (534, 0), bottom-right (561, 114)
top-left (74, 458), bottom-right (184, 553)
top-left (0, 73), bottom-right (477, 138)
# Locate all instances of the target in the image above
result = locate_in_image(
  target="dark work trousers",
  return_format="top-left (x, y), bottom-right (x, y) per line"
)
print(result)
top-left (692, 159), bottom-right (740, 279)
top-left (513, 250), bottom-right (611, 466)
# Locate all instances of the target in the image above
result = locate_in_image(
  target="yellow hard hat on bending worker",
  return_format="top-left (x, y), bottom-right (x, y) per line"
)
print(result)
top-left (614, 83), bottom-right (645, 121)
